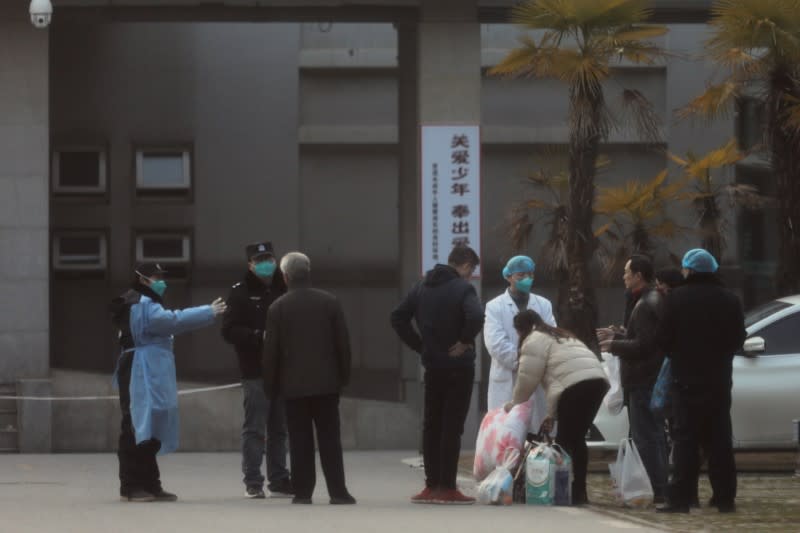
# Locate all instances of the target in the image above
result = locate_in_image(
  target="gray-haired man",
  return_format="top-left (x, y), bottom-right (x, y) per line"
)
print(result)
top-left (263, 252), bottom-right (355, 505)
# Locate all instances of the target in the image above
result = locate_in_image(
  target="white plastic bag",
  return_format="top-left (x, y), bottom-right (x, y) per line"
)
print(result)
top-left (609, 438), bottom-right (653, 508)
top-left (477, 466), bottom-right (514, 505)
top-left (603, 354), bottom-right (624, 415)
top-left (477, 449), bottom-right (518, 506)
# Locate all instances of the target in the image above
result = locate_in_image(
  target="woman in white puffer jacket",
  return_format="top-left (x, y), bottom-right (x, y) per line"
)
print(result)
top-left (504, 310), bottom-right (609, 505)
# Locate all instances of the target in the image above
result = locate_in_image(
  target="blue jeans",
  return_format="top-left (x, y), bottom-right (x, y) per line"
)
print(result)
top-left (627, 384), bottom-right (668, 499)
top-left (242, 378), bottom-right (289, 490)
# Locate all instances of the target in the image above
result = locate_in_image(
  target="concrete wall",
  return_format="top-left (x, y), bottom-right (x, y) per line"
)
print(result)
top-left (49, 21), bottom-right (301, 379)
top-left (0, 1), bottom-right (50, 383)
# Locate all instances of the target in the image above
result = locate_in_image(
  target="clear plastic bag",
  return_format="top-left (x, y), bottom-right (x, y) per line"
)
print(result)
top-left (609, 438), bottom-right (653, 508)
top-left (477, 448), bottom-right (518, 505)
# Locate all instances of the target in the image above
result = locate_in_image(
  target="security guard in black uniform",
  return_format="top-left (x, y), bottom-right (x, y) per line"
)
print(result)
top-left (222, 242), bottom-right (293, 499)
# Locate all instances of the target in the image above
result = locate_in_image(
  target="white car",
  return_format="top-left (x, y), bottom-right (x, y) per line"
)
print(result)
top-left (589, 294), bottom-right (800, 450)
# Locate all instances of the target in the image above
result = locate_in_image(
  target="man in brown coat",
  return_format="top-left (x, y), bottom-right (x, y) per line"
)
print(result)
top-left (262, 252), bottom-right (355, 505)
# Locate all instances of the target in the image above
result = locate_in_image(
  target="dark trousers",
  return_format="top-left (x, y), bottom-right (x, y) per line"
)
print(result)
top-left (117, 351), bottom-right (162, 496)
top-left (422, 366), bottom-right (474, 490)
top-left (668, 382), bottom-right (737, 507)
top-left (555, 378), bottom-right (609, 500)
top-left (627, 384), bottom-right (669, 499)
top-left (285, 394), bottom-right (348, 500)
top-left (241, 378), bottom-right (289, 490)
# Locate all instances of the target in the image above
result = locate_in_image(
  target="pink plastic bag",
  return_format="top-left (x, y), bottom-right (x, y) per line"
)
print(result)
top-left (473, 399), bottom-right (533, 482)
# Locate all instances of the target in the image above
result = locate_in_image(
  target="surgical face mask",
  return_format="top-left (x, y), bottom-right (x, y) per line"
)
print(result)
top-left (514, 277), bottom-right (533, 294)
top-left (254, 260), bottom-right (277, 278)
top-left (149, 279), bottom-right (167, 297)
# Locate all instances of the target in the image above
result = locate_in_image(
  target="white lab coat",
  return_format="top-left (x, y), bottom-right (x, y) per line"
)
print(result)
top-left (484, 289), bottom-right (556, 433)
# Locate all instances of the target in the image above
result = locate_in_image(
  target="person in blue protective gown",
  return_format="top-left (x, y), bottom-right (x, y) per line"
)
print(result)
top-left (110, 263), bottom-right (227, 502)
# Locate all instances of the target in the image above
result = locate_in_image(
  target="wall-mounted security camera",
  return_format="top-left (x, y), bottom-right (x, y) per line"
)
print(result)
top-left (29, 0), bottom-right (53, 29)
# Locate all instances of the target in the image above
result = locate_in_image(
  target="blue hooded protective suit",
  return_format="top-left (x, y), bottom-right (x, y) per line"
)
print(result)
top-left (127, 295), bottom-right (214, 454)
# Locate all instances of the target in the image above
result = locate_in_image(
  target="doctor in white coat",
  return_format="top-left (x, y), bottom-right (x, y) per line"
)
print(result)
top-left (484, 256), bottom-right (556, 433)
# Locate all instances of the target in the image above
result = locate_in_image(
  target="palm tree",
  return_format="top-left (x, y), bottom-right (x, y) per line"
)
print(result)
top-left (490, 0), bottom-right (668, 351)
top-left (510, 156), bottom-right (612, 318)
top-left (668, 139), bottom-right (767, 260)
top-left (509, 165), bottom-right (572, 314)
top-left (680, 0), bottom-right (800, 294)
top-left (595, 169), bottom-right (684, 279)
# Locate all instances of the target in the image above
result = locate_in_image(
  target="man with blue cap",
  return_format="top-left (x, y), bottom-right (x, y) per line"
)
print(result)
top-left (484, 255), bottom-right (556, 432)
top-left (655, 249), bottom-right (746, 514)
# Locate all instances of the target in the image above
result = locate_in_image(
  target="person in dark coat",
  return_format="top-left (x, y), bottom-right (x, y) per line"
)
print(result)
top-left (262, 252), bottom-right (355, 505)
top-left (222, 241), bottom-right (292, 499)
top-left (390, 245), bottom-right (484, 505)
top-left (656, 249), bottom-right (746, 514)
top-left (598, 254), bottom-right (668, 503)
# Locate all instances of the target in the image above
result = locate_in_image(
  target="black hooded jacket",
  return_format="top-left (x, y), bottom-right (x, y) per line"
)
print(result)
top-left (390, 264), bottom-right (484, 369)
top-left (657, 272), bottom-right (746, 387)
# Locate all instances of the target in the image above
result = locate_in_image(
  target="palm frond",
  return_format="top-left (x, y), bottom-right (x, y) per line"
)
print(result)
top-left (781, 92), bottom-right (800, 131)
top-left (709, 0), bottom-right (800, 63)
top-left (677, 80), bottom-right (741, 121)
top-left (509, 206), bottom-right (535, 252)
top-left (725, 183), bottom-right (774, 209)
top-left (594, 221), bottom-right (614, 237)
top-left (617, 88), bottom-right (663, 142)
top-left (674, 139), bottom-right (745, 180)
top-left (512, 0), bottom-right (652, 33)
top-left (488, 36), bottom-right (541, 78)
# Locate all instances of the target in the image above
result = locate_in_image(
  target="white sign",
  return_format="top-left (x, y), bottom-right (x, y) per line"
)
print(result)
top-left (420, 125), bottom-right (481, 277)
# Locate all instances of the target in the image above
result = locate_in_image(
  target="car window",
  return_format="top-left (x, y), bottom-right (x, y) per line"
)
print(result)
top-left (745, 300), bottom-right (793, 328)
top-left (754, 312), bottom-right (800, 355)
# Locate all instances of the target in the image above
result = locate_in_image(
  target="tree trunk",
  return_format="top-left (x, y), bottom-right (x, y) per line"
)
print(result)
top-left (768, 70), bottom-right (800, 295)
top-left (561, 85), bottom-right (603, 354)
top-left (700, 195), bottom-right (723, 261)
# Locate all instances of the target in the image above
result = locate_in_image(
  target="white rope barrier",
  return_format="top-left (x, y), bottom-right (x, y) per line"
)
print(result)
top-left (0, 382), bottom-right (242, 401)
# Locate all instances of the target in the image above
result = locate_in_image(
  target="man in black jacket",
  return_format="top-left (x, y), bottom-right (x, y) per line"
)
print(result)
top-left (390, 246), bottom-right (484, 505)
top-left (656, 249), bottom-right (746, 514)
top-left (222, 242), bottom-right (292, 500)
top-left (262, 252), bottom-right (355, 505)
top-left (598, 255), bottom-right (668, 503)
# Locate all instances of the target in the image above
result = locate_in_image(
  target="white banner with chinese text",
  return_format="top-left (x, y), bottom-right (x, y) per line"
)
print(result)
top-left (420, 125), bottom-right (481, 277)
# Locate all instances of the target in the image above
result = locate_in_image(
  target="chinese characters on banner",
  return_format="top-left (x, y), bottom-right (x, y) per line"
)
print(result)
top-left (421, 125), bottom-right (481, 277)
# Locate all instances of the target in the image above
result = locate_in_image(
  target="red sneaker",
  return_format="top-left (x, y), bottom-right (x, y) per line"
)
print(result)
top-left (435, 488), bottom-right (475, 505)
top-left (410, 486), bottom-right (438, 504)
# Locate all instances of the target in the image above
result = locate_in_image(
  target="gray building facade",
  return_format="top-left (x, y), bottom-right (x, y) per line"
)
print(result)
top-left (0, 0), bottom-right (774, 452)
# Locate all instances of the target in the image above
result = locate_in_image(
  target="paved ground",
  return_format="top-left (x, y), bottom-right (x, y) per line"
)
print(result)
top-left (587, 472), bottom-right (800, 532)
top-left (0, 451), bottom-right (657, 533)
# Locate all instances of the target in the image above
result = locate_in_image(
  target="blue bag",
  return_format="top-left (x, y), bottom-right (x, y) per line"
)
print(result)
top-left (649, 357), bottom-right (672, 417)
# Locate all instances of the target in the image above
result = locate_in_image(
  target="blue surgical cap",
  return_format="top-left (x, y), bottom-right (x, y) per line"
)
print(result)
top-left (681, 248), bottom-right (719, 273)
top-left (502, 255), bottom-right (535, 278)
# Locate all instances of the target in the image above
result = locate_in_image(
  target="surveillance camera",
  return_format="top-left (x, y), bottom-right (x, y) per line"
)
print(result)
top-left (29, 0), bottom-right (53, 29)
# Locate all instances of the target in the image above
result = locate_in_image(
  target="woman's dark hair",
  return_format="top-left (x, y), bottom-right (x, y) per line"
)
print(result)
top-left (513, 309), bottom-right (575, 349)
top-left (655, 267), bottom-right (683, 290)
